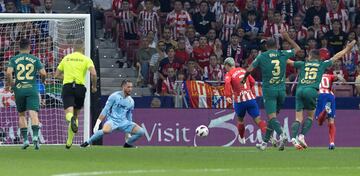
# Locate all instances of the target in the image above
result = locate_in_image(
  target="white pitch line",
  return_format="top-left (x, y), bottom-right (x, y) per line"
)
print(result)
top-left (52, 167), bottom-right (360, 176)
top-left (52, 168), bottom-right (231, 176)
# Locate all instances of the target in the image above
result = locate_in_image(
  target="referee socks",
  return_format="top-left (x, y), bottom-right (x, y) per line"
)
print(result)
top-left (65, 112), bottom-right (73, 122)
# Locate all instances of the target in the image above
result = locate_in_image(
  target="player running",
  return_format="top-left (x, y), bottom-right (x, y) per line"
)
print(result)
top-left (242, 31), bottom-right (301, 151)
top-left (5, 38), bottom-right (47, 150)
top-left (80, 80), bottom-right (145, 148)
top-left (224, 57), bottom-right (267, 144)
top-left (288, 40), bottom-right (357, 150)
top-left (55, 39), bottom-right (98, 149)
top-left (315, 73), bottom-right (345, 150)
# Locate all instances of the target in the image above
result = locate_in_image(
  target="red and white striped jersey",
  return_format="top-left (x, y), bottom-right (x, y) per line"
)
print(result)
top-left (311, 25), bottom-right (328, 38)
top-left (220, 13), bottom-right (240, 42)
top-left (295, 26), bottom-right (308, 41)
top-left (224, 67), bottom-right (256, 103)
top-left (325, 9), bottom-right (349, 32)
top-left (265, 23), bottom-right (289, 37)
top-left (203, 64), bottom-right (224, 81)
top-left (319, 74), bottom-right (335, 95)
top-left (139, 10), bottom-right (159, 33)
top-left (118, 10), bottom-right (137, 34)
top-left (58, 47), bottom-right (74, 60)
top-left (166, 10), bottom-right (192, 39)
top-left (262, 19), bottom-right (273, 34)
top-left (257, 0), bottom-right (277, 15)
top-left (112, 0), bottom-right (137, 13)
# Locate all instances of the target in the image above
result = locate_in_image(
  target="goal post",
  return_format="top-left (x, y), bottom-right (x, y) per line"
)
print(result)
top-left (0, 13), bottom-right (91, 145)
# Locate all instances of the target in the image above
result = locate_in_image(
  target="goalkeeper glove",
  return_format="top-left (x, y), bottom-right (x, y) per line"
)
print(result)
top-left (93, 119), bottom-right (102, 134)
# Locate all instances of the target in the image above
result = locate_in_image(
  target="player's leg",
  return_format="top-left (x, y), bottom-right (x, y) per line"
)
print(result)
top-left (328, 95), bottom-right (336, 150)
top-left (14, 92), bottom-right (29, 149)
top-left (315, 94), bottom-right (327, 126)
top-left (256, 89), bottom-right (277, 150)
top-left (274, 90), bottom-right (287, 151)
top-left (72, 85), bottom-right (86, 132)
top-left (291, 88), bottom-right (305, 150)
top-left (247, 99), bottom-right (266, 134)
top-left (124, 123), bottom-right (145, 148)
top-left (81, 121), bottom-right (114, 147)
top-left (26, 93), bottom-right (41, 150)
top-left (297, 88), bottom-right (318, 149)
top-left (233, 102), bottom-right (246, 144)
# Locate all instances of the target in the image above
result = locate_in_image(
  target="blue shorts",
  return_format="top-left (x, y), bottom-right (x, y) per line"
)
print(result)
top-left (105, 119), bottom-right (136, 133)
top-left (233, 99), bottom-right (260, 119)
top-left (315, 93), bottom-right (336, 119)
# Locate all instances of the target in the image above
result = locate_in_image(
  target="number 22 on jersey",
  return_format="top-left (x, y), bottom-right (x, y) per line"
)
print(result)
top-left (17, 63), bottom-right (35, 80)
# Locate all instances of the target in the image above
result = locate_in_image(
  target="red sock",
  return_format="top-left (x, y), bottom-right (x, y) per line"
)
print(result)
top-left (237, 123), bottom-right (245, 138)
top-left (318, 110), bottom-right (327, 126)
top-left (258, 120), bottom-right (267, 134)
top-left (328, 123), bottom-right (336, 144)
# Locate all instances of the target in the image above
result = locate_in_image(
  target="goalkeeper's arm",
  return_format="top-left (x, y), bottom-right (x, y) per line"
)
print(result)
top-left (93, 114), bottom-right (105, 133)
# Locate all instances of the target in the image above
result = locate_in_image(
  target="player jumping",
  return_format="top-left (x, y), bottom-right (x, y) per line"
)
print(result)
top-left (315, 73), bottom-right (345, 150)
top-left (242, 31), bottom-right (301, 151)
top-left (5, 38), bottom-right (47, 150)
top-left (224, 57), bottom-right (267, 144)
top-left (287, 40), bottom-right (357, 150)
top-left (80, 80), bottom-right (145, 148)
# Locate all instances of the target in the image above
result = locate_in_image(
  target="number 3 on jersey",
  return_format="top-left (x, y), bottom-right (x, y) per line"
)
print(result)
top-left (271, 60), bottom-right (280, 76)
top-left (17, 63), bottom-right (35, 80)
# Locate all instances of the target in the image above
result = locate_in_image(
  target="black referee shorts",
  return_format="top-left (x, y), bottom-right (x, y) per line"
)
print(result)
top-left (62, 83), bottom-right (87, 110)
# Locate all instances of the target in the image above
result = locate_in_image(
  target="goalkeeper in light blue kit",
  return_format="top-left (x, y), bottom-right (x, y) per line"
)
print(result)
top-left (81, 79), bottom-right (145, 148)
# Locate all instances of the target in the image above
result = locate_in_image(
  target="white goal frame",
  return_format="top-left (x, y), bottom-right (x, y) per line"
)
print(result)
top-left (0, 13), bottom-right (91, 143)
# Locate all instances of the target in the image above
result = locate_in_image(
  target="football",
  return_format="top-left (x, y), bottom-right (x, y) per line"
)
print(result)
top-left (195, 125), bottom-right (209, 137)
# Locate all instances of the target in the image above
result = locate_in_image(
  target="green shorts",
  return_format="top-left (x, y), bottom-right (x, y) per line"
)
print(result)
top-left (14, 88), bottom-right (40, 113)
top-left (295, 87), bottom-right (318, 111)
top-left (262, 88), bottom-right (286, 115)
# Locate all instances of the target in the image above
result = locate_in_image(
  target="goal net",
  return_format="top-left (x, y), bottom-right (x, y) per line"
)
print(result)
top-left (0, 14), bottom-right (91, 145)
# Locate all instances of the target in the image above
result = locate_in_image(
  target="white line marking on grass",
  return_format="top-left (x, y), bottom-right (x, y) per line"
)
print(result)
top-left (52, 168), bottom-right (232, 176)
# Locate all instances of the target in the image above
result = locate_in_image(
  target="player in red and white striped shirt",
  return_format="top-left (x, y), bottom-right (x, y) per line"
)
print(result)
top-left (224, 57), bottom-right (267, 144)
top-left (325, 0), bottom-right (351, 32)
top-left (138, 0), bottom-right (160, 37)
top-left (315, 73), bottom-right (345, 150)
top-left (219, 1), bottom-right (241, 42)
top-left (166, 0), bottom-right (192, 40)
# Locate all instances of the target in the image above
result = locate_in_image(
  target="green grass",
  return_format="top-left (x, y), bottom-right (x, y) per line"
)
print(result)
top-left (0, 146), bottom-right (359, 176)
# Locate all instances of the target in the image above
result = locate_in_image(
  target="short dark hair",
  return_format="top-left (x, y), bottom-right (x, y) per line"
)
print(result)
top-left (310, 49), bottom-right (320, 57)
top-left (19, 38), bottom-right (30, 50)
top-left (166, 46), bottom-right (175, 53)
top-left (121, 79), bottom-right (133, 87)
top-left (266, 38), bottom-right (277, 48)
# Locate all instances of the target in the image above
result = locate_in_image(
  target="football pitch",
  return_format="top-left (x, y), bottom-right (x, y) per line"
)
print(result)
top-left (0, 146), bottom-right (359, 176)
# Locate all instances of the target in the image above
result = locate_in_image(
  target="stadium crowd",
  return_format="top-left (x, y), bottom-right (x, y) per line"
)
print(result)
top-left (1, 0), bottom-right (360, 97)
top-left (94, 0), bottom-right (360, 96)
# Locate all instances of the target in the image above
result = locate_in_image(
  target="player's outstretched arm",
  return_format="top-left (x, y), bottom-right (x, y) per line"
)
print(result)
top-left (287, 59), bottom-right (295, 67)
top-left (39, 68), bottom-right (47, 84)
top-left (5, 67), bottom-right (14, 91)
top-left (331, 40), bottom-right (357, 61)
top-left (54, 69), bottom-right (64, 80)
top-left (282, 31), bottom-right (301, 54)
top-left (93, 114), bottom-right (105, 133)
top-left (89, 66), bottom-right (98, 93)
top-left (241, 64), bottom-right (255, 84)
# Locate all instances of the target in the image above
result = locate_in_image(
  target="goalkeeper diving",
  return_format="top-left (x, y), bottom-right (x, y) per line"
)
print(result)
top-left (81, 79), bottom-right (145, 148)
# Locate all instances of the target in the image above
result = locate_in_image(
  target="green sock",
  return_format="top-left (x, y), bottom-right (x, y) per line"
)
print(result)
top-left (20, 128), bottom-right (28, 143)
top-left (65, 112), bottom-right (73, 122)
top-left (31, 125), bottom-right (40, 142)
top-left (263, 126), bottom-right (273, 143)
top-left (66, 123), bottom-right (75, 146)
top-left (291, 121), bottom-right (301, 138)
top-left (301, 118), bottom-right (313, 135)
top-left (269, 118), bottom-right (283, 135)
